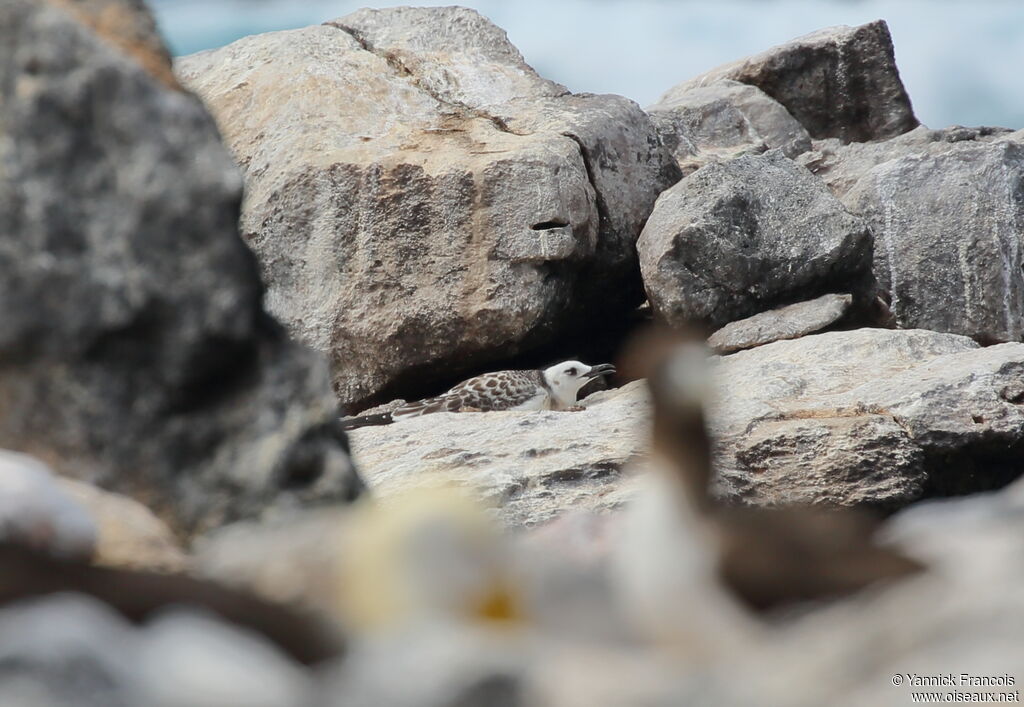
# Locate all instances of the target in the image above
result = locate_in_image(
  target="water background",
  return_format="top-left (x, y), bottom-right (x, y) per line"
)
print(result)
top-left (152, 0), bottom-right (1024, 130)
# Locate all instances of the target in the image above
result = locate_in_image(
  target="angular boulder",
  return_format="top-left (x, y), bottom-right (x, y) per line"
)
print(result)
top-left (711, 329), bottom-right (1024, 508)
top-left (637, 150), bottom-right (874, 330)
top-left (648, 79), bottom-right (811, 175)
top-left (0, 0), bottom-right (363, 536)
top-left (673, 21), bottom-right (918, 143)
top-left (797, 125), bottom-right (1018, 199)
top-left (841, 135), bottom-right (1024, 342)
top-left (176, 6), bottom-right (680, 410)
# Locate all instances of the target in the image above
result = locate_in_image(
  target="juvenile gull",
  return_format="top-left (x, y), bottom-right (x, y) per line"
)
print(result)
top-left (341, 361), bottom-right (615, 430)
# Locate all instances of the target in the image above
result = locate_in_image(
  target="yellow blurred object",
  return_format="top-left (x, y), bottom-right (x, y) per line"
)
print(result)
top-left (337, 483), bottom-right (523, 633)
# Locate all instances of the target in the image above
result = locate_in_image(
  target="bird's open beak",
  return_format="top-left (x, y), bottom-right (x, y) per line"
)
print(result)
top-left (583, 363), bottom-right (616, 379)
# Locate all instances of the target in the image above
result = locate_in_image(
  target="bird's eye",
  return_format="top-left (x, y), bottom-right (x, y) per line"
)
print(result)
top-left (567, 367), bottom-right (577, 376)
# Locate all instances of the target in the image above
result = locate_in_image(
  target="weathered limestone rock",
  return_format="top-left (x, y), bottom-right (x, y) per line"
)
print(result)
top-left (842, 136), bottom-right (1024, 342)
top-left (708, 293), bottom-right (854, 354)
top-left (672, 21), bottom-right (918, 143)
top-left (638, 151), bottom-right (874, 330)
top-left (349, 329), bottom-right (1024, 524)
top-left (348, 383), bottom-right (650, 528)
top-left (797, 125), bottom-right (1017, 199)
top-left (0, 0), bottom-right (363, 536)
top-left (176, 6), bottom-right (680, 410)
top-left (711, 329), bottom-right (1024, 507)
top-left (648, 79), bottom-right (811, 174)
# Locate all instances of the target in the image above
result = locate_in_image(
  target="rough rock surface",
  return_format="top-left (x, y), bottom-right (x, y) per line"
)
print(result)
top-left (638, 150), bottom-right (874, 330)
top-left (349, 329), bottom-right (1024, 521)
top-left (176, 6), bottom-right (680, 410)
top-left (711, 329), bottom-right (1024, 507)
top-left (59, 478), bottom-right (187, 573)
top-left (841, 136), bottom-right (1024, 343)
top-left (708, 293), bottom-right (854, 353)
top-left (0, 0), bottom-right (363, 536)
top-left (672, 21), bottom-right (918, 143)
top-left (348, 383), bottom-right (650, 528)
top-left (648, 79), bottom-right (811, 175)
top-left (797, 125), bottom-right (1018, 199)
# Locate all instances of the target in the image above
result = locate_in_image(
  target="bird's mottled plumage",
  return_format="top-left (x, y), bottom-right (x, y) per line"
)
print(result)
top-left (392, 369), bottom-right (550, 418)
top-left (391, 360), bottom-right (616, 420)
top-left (341, 361), bottom-right (616, 429)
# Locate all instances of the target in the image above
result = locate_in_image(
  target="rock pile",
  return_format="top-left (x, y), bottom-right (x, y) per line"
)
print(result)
top-left (177, 6), bottom-right (679, 410)
top-left (2, 3), bottom-right (1022, 706)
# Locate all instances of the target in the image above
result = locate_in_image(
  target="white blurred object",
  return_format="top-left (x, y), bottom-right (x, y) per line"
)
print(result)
top-left (611, 468), bottom-right (760, 655)
top-left (136, 610), bottom-right (313, 707)
top-left (0, 593), bottom-right (140, 707)
top-left (0, 450), bottom-right (97, 560)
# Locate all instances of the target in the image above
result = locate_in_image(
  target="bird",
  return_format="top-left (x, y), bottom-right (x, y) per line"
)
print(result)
top-left (616, 328), bottom-right (924, 619)
top-left (341, 361), bottom-right (616, 430)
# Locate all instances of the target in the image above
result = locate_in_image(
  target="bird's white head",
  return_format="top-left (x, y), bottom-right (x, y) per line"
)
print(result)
top-left (541, 360), bottom-right (617, 409)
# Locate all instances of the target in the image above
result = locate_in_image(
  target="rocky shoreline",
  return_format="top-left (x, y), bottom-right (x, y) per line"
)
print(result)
top-left (1, 2), bottom-right (1022, 705)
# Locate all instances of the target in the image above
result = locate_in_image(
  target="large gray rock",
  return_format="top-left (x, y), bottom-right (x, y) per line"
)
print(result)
top-left (711, 329), bottom-right (1024, 508)
top-left (648, 79), bottom-right (811, 175)
top-left (176, 7), bottom-right (680, 410)
top-left (0, 0), bottom-right (363, 536)
top-left (841, 136), bottom-right (1024, 343)
top-left (348, 383), bottom-right (650, 528)
top-left (672, 21), bottom-right (918, 143)
top-left (638, 150), bottom-right (874, 330)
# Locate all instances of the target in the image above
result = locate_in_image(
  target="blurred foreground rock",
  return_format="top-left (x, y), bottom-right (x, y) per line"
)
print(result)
top-left (0, 451), bottom-right (96, 561)
top-left (59, 478), bottom-right (187, 573)
top-left (0, 0), bottom-right (363, 536)
top-left (176, 6), bottom-right (680, 410)
top-left (0, 595), bottom-right (316, 707)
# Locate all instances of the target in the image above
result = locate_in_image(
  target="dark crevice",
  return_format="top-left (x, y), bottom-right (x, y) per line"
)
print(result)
top-left (343, 300), bottom-right (651, 415)
top-left (531, 220), bottom-right (569, 231)
top-left (918, 443), bottom-right (1024, 500)
top-left (561, 131), bottom-right (609, 234)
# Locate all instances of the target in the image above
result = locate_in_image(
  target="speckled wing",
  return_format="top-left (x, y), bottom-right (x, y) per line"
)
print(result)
top-left (391, 370), bottom-right (546, 418)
